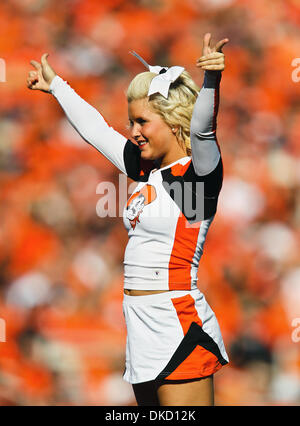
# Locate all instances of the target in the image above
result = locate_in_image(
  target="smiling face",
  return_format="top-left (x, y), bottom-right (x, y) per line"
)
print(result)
top-left (128, 98), bottom-right (186, 167)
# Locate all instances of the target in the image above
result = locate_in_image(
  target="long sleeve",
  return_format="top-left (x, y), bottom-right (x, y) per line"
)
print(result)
top-left (190, 71), bottom-right (222, 176)
top-left (49, 75), bottom-right (136, 175)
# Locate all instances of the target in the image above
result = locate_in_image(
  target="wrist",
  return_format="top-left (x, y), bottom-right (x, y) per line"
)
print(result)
top-left (49, 75), bottom-right (63, 94)
top-left (203, 70), bottom-right (221, 89)
top-left (48, 74), bottom-right (57, 86)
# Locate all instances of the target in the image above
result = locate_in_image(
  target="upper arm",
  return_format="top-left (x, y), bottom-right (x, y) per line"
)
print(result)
top-left (182, 156), bottom-right (223, 221)
top-left (190, 71), bottom-right (222, 176)
top-left (50, 75), bottom-right (144, 176)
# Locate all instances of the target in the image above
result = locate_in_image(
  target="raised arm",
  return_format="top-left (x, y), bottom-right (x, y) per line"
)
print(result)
top-left (27, 54), bottom-right (141, 176)
top-left (190, 34), bottom-right (228, 176)
top-left (48, 75), bottom-right (129, 174)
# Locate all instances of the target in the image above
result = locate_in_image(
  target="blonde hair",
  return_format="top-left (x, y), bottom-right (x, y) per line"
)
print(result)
top-left (127, 70), bottom-right (200, 156)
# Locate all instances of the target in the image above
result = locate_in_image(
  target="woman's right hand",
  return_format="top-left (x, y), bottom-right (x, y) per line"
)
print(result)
top-left (27, 53), bottom-right (57, 93)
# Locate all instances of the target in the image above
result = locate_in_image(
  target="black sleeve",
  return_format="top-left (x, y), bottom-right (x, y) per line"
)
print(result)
top-left (123, 140), bottom-right (142, 181)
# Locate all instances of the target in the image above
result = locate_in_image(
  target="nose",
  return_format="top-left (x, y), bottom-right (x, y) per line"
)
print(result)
top-left (130, 123), bottom-right (141, 140)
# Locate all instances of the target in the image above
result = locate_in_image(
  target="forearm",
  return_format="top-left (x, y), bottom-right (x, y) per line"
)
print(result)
top-left (49, 75), bottom-right (128, 173)
top-left (190, 71), bottom-right (221, 176)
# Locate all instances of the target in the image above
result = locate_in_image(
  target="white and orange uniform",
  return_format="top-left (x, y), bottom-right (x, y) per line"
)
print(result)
top-left (49, 71), bottom-right (229, 384)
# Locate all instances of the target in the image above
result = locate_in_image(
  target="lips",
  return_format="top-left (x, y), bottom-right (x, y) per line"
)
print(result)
top-left (137, 140), bottom-right (148, 148)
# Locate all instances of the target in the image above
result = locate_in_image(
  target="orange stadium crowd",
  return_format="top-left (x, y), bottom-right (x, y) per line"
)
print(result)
top-left (0, 0), bottom-right (299, 405)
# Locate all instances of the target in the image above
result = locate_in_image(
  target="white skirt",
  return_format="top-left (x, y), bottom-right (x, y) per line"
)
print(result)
top-left (122, 288), bottom-right (229, 384)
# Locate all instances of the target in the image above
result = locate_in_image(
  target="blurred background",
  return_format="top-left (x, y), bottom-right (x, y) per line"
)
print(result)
top-left (0, 0), bottom-right (299, 406)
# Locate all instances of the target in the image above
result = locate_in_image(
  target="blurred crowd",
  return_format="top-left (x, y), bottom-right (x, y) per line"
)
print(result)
top-left (0, 0), bottom-right (299, 405)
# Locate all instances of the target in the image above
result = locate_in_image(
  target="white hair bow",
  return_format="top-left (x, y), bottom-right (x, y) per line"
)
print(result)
top-left (130, 51), bottom-right (185, 99)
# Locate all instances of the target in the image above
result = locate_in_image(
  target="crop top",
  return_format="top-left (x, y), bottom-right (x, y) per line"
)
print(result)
top-left (49, 70), bottom-right (223, 290)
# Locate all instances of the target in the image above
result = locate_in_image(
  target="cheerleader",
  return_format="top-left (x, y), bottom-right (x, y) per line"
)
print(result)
top-left (27, 33), bottom-right (229, 406)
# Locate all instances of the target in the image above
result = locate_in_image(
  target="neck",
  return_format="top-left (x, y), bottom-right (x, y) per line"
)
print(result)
top-left (156, 148), bottom-right (188, 169)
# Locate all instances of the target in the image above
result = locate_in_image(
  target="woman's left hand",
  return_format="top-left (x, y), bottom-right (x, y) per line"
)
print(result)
top-left (196, 33), bottom-right (229, 71)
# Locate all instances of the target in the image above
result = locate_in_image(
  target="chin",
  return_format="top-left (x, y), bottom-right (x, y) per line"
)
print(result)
top-left (140, 150), bottom-right (154, 161)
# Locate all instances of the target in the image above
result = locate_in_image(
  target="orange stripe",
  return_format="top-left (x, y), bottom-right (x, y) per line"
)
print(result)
top-left (171, 294), bottom-right (203, 334)
top-left (170, 159), bottom-right (191, 176)
top-left (168, 213), bottom-right (200, 290)
top-left (165, 346), bottom-right (222, 380)
top-left (168, 294), bottom-right (222, 380)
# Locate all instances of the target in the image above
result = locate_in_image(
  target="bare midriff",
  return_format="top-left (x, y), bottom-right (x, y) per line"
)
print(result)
top-left (124, 289), bottom-right (169, 296)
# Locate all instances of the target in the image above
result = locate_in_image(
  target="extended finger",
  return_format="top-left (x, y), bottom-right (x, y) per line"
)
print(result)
top-left (203, 33), bottom-right (212, 49)
top-left (41, 53), bottom-right (49, 66)
top-left (30, 60), bottom-right (42, 70)
top-left (215, 38), bottom-right (229, 52)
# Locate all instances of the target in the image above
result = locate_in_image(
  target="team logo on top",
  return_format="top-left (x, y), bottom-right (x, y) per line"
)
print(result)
top-left (126, 184), bottom-right (157, 230)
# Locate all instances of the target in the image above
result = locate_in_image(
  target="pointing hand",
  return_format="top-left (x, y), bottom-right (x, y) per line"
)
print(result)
top-left (27, 53), bottom-right (57, 93)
